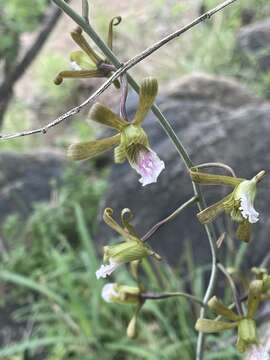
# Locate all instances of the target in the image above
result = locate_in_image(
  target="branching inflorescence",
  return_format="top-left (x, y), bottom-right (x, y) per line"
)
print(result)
top-left (2, 0), bottom-right (269, 359)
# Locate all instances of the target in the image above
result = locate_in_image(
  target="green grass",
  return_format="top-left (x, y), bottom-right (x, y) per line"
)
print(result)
top-left (0, 167), bottom-right (244, 360)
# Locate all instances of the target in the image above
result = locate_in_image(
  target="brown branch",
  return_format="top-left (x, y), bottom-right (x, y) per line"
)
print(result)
top-left (0, 2), bottom-right (66, 128)
top-left (0, 0), bottom-right (238, 140)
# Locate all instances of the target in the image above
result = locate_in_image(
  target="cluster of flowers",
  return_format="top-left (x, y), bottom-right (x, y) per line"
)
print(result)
top-left (55, 21), bottom-right (269, 357)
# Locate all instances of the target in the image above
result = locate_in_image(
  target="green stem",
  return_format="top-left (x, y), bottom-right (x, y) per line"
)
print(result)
top-left (142, 196), bottom-right (198, 242)
top-left (50, 1), bottom-right (230, 358)
top-left (141, 291), bottom-right (205, 307)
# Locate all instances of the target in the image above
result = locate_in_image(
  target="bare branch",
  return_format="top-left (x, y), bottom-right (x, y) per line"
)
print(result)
top-left (0, 0), bottom-right (238, 140)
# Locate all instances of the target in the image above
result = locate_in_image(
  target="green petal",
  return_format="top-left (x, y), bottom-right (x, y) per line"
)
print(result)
top-left (197, 194), bottom-right (232, 224)
top-left (195, 319), bottom-right (238, 333)
top-left (71, 27), bottom-right (103, 64)
top-left (70, 50), bottom-right (96, 69)
top-left (103, 208), bottom-right (136, 241)
top-left (190, 167), bottom-right (244, 187)
top-left (236, 221), bottom-right (251, 243)
top-left (67, 134), bottom-right (120, 161)
top-left (114, 145), bottom-right (126, 163)
top-left (121, 208), bottom-right (140, 238)
top-left (89, 103), bottom-right (128, 130)
top-left (208, 296), bottom-right (241, 321)
top-left (107, 16), bottom-right (122, 50)
top-left (133, 77), bottom-right (158, 125)
top-left (54, 69), bottom-right (104, 85)
top-left (247, 280), bottom-right (263, 319)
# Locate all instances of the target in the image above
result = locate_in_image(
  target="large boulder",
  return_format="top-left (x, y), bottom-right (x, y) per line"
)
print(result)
top-left (97, 74), bottom-right (270, 267)
top-left (0, 150), bottom-right (65, 224)
top-left (237, 18), bottom-right (270, 71)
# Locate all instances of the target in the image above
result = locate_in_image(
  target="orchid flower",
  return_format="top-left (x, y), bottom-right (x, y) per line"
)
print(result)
top-left (54, 17), bottom-right (121, 88)
top-left (190, 167), bottom-right (266, 242)
top-left (195, 280), bottom-right (264, 353)
top-left (101, 282), bottom-right (144, 339)
top-left (68, 77), bottom-right (165, 186)
top-left (96, 207), bottom-right (161, 279)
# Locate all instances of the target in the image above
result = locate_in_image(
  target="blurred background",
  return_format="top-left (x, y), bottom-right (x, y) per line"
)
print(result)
top-left (0, 0), bottom-right (270, 359)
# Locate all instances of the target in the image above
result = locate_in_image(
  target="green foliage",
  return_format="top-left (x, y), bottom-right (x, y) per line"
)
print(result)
top-left (0, 0), bottom-right (49, 62)
top-left (1, 0), bottom-right (48, 33)
top-left (0, 167), bottom-right (242, 359)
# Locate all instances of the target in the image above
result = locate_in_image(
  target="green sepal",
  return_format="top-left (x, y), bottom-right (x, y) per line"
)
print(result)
top-left (70, 50), bottom-right (96, 70)
top-left (197, 193), bottom-right (233, 224)
top-left (67, 134), bottom-right (120, 161)
top-left (208, 296), bottom-right (241, 321)
top-left (70, 27), bottom-right (103, 64)
top-left (190, 167), bottom-right (243, 187)
top-left (133, 77), bottom-right (158, 125)
top-left (195, 319), bottom-right (238, 333)
top-left (247, 280), bottom-right (263, 319)
top-left (89, 103), bottom-right (128, 130)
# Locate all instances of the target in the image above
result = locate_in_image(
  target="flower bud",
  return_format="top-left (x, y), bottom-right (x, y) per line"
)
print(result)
top-left (101, 283), bottom-right (140, 304)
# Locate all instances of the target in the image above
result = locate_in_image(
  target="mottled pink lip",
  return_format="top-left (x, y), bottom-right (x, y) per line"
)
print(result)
top-left (131, 147), bottom-right (165, 186)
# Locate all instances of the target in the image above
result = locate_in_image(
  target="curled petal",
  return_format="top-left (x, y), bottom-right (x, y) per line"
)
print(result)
top-left (133, 78), bottom-right (158, 125)
top-left (54, 69), bottom-right (105, 85)
top-left (103, 208), bottom-right (135, 241)
top-left (130, 147), bottom-right (165, 186)
top-left (107, 16), bottom-right (122, 50)
top-left (67, 134), bottom-right (120, 161)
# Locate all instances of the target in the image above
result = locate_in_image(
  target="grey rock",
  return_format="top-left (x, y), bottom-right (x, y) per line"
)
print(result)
top-left (0, 149), bottom-right (65, 223)
top-left (237, 18), bottom-right (270, 71)
top-left (97, 74), bottom-right (270, 267)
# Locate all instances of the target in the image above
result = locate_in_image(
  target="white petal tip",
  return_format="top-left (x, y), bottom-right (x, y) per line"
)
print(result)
top-left (70, 61), bottom-right (82, 71)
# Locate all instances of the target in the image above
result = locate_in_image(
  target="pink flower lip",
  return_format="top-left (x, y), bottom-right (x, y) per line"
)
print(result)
top-left (132, 147), bottom-right (165, 186)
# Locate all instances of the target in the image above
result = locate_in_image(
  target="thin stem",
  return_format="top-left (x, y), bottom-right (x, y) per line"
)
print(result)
top-left (2, 2), bottom-right (239, 358)
top-left (142, 196), bottom-right (198, 242)
top-left (0, 0), bottom-right (238, 141)
top-left (120, 74), bottom-right (129, 121)
top-left (196, 162), bottom-right (236, 178)
top-left (140, 291), bottom-right (205, 307)
top-left (81, 0), bottom-right (89, 24)
top-left (260, 253), bottom-right (270, 268)
top-left (218, 263), bottom-right (243, 316)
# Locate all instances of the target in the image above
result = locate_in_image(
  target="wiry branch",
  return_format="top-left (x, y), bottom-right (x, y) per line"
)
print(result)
top-left (0, 0), bottom-right (237, 140)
